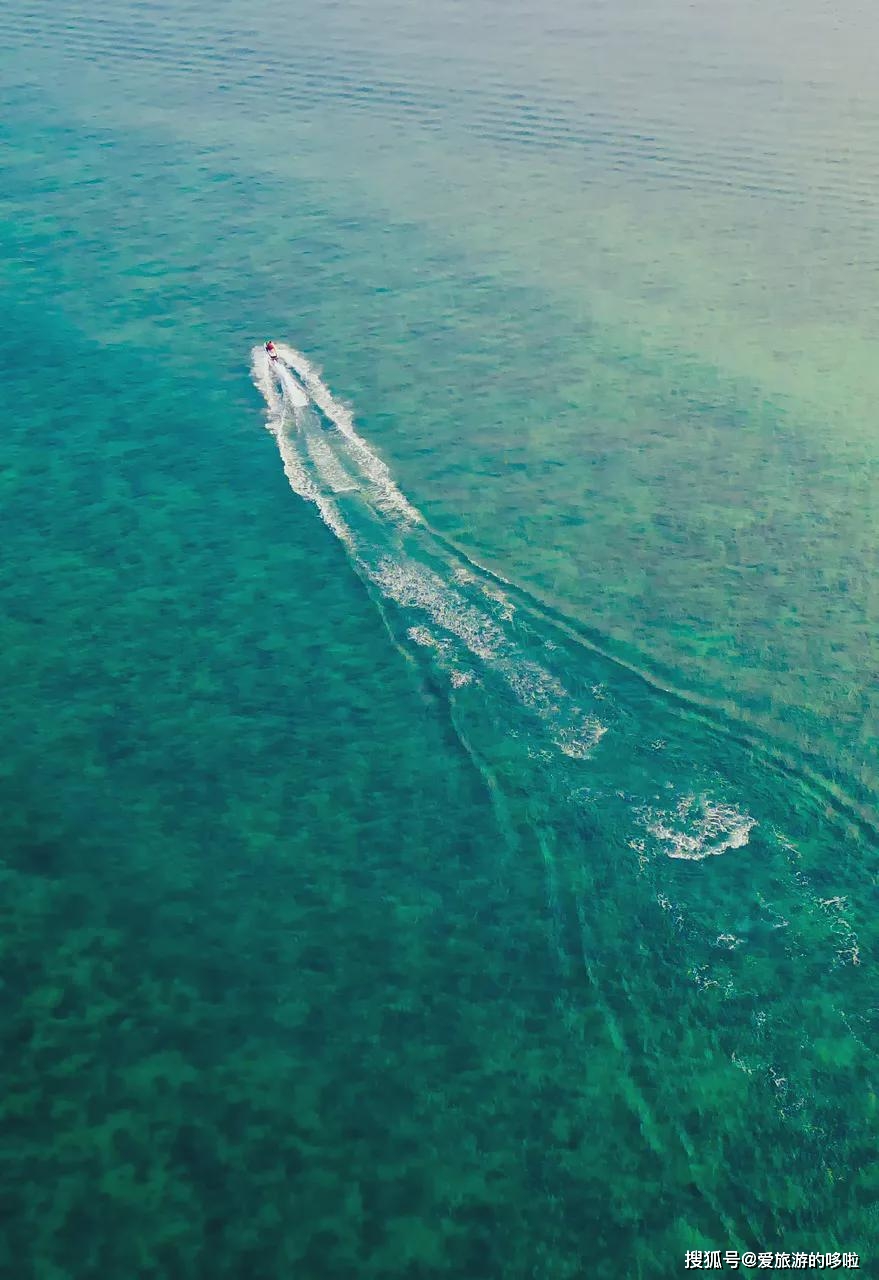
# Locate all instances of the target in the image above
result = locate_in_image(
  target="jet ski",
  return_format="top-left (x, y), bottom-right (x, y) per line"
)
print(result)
top-left (264, 340), bottom-right (309, 408)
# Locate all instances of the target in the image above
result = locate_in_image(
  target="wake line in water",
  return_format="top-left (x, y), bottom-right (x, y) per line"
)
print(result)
top-left (251, 342), bottom-right (879, 1169)
top-left (250, 346), bottom-right (873, 998)
top-left (251, 338), bottom-right (873, 1024)
top-left (251, 342), bottom-right (759, 858)
top-left (253, 342), bottom-right (610, 765)
top-left (425, 511), bottom-right (879, 847)
top-left (252, 342), bottom-right (766, 1203)
top-left (249, 340), bottom-right (870, 989)
top-left (275, 342), bottom-right (420, 521)
top-left (271, 339), bottom-right (874, 844)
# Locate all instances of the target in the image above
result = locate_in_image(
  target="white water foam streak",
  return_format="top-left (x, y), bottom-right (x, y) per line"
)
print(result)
top-left (275, 342), bottom-right (421, 523)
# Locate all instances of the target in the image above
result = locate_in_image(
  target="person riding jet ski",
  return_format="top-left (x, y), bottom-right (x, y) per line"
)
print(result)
top-left (265, 340), bottom-right (278, 362)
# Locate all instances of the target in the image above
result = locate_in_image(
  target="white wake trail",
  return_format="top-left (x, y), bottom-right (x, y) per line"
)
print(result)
top-left (251, 343), bottom-right (610, 763)
top-left (248, 344), bottom-right (879, 1173)
top-left (275, 342), bottom-right (421, 523)
top-left (251, 346), bottom-right (351, 544)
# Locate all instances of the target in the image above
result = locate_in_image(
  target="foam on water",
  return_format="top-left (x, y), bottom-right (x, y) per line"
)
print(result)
top-left (274, 359), bottom-right (309, 409)
top-left (642, 794), bottom-right (757, 861)
top-left (251, 346), bottom-right (351, 543)
top-left (303, 428), bottom-right (359, 495)
top-left (275, 342), bottom-right (421, 523)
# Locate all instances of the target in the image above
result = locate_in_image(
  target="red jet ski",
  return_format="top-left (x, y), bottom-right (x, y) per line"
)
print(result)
top-left (265, 340), bottom-right (279, 362)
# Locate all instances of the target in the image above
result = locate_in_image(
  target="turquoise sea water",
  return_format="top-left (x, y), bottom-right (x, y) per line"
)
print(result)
top-left (2, 1), bottom-right (878, 1275)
